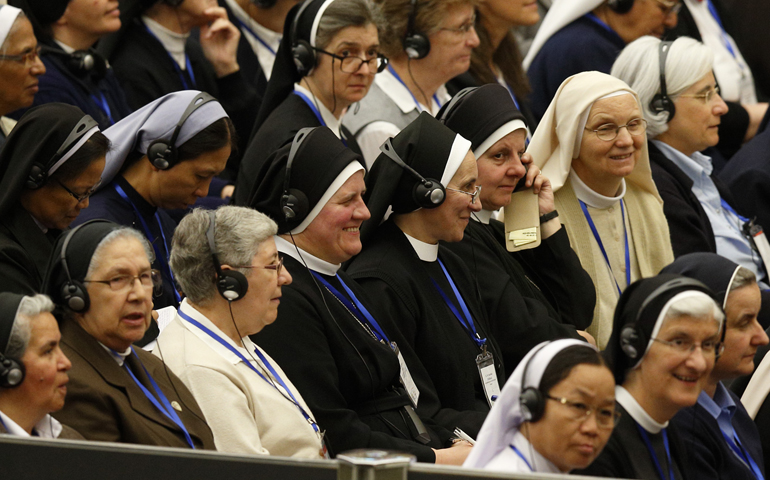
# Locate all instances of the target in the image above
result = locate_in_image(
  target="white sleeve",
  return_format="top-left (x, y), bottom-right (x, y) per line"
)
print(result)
top-left (356, 121), bottom-right (403, 169)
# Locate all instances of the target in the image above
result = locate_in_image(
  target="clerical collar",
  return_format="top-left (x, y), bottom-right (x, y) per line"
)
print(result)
top-left (54, 40), bottom-right (76, 54)
top-left (293, 84), bottom-right (342, 138)
top-left (275, 235), bottom-right (340, 276)
top-left (142, 16), bottom-right (190, 69)
top-left (101, 343), bottom-right (131, 367)
top-left (570, 169), bottom-right (626, 209)
top-left (403, 232), bottom-right (438, 262)
top-left (511, 429), bottom-right (562, 473)
top-left (473, 209), bottom-right (494, 225)
top-left (0, 410), bottom-right (63, 438)
top-left (616, 385), bottom-right (668, 433)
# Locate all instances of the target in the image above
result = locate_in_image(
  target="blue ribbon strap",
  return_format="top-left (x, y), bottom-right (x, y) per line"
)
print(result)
top-left (721, 430), bottom-right (765, 480)
top-left (635, 423), bottom-right (675, 480)
top-left (293, 91), bottom-right (325, 126)
top-left (387, 65), bottom-right (442, 112)
top-left (579, 199), bottom-right (630, 296)
top-left (431, 259), bottom-right (486, 349)
top-left (143, 23), bottom-right (196, 89)
top-left (234, 17), bottom-right (276, 55)
top-left (89, 91), bottom-right (115, 125)
top-left (509, 444), bottom-right (534, 472)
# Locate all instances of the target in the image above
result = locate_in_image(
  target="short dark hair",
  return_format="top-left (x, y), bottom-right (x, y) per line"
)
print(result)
top-left (539, 344), bottom-right (607, 395)
top-left (176, 116), bottom-right (238, 162)
top-left (49, 131), bottom-right (111, 184)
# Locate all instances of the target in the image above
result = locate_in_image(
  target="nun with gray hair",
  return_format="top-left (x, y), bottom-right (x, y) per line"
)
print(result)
top-left (612, 36), bottom-right (768, 293)
top-left (0, 292), bottom-right (81, 439)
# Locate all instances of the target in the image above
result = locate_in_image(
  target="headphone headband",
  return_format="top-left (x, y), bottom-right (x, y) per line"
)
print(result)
top-left (438, 87), bottom-right (476, 123)
top-left (649, 40), bottom-right (676, 123)
top-left (379, 138), bottom-right (446, 208)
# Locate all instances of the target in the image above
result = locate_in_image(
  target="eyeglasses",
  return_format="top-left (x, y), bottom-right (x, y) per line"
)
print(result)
top-left (586, 118), bottom-right (647, 142)
top-left (440, 14), bottom-right (477, 35)
top-left (313, 48), bottom-right (389, 74)
top-left (652, 337), bottom-right (725, 357)
top-left (56, 179), bottom-right (101, 203)
top-left (0, 44), bottom-right (42, 66)
top-left (653, 0), bottom-right (682, 17)
top-left (546, 395), bottom-right (621, 429)
top-left (446, 185), bottom-right (481, 205)
top-left (232, 256), bottom-right (284, 276)
top-left (679, 86), bottom-right (721, 104)
top-left (85, 269), bottom-right (162, 292)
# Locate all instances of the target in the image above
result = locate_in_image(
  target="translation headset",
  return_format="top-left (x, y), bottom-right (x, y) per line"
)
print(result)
top-left (26, 114), bottom-right (99, 190)
top-left (606, 0), bottom-right (635, 14)
top-left (378, 138), bottom-right (445, 209)
top-left (58, 222), bottom-right (97, 313)
top-left (619, 277), bottom-right (712, 360)
top-left (403, 0), bottom-right (430, 59)
top-left (518, 343), bottom-right (551, 423)
top-left (290, 0), bottom-right (317, 76)
top-left (280, 127), bottom-right (314, 221)
top-left (437, 87), bottom-right (476, 124)
top-left (40, 45), bottom-right (108, 79)
top-left (207, 210), bottom-right (249, 302)
top-left (649, 40), bottom-right (676, 123)
top-left (0, 351), bottom-right (25, 388)
top-left (146, 92), bottom-right (216, 170)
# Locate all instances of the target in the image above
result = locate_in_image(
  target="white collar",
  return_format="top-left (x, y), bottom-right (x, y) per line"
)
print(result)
top-left (101, 343), bottom-right (131, 367)
top-left (293, 84), bottom-right (342, 137)
top-left (275, 235), bottom-right (341, 276)
top-left (616, 385), bottom-right (668, 433)
top-left (511, 429), bottom-right (563, 473)
top-left (652, 139), bottom-right (714, 177)
top-left (374, 67), bottom-right (448, 115)
top-left (176, 299), bottom-right (256, 365)
top-left (473, 210), bottom-right (495, 225)
top-left (403, 231), bottom-right (438, 262)
top-left (570, 168), bottom-right (626, 209)
top-left (54, 40), bottom-right (76, 54)
top-left (142, 16), bottom-right (189, 68)
top-left (223, 0), bottom-right (282, 46)
top-left (0, 410), bottom-right (63, 438)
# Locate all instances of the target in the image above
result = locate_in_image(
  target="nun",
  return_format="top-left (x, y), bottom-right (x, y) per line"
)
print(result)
top-left (463, 339), bottom-right (615, 473)
top-left (234, 0), bottom-right (381, 206)
top-left (347, 113), bottom-right (506, 417)
top-left (74, 90), bottom-right (236, 311)
top-left (577, 274), bottom-right (724, 479)
top-left (250, 126), bottom-right (475, 464)
top-left (517, 71), bottom-right (673, 348)
top-left (663, 253), bottom-right (768, 480)
top-left (438, 84), bottom-right (596, 363)
top-left (0, 103), bottom-right (108, 295)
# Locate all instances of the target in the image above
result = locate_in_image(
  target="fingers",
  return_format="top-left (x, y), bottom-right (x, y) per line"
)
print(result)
top-left (524, 165), bottom-right (540, 188)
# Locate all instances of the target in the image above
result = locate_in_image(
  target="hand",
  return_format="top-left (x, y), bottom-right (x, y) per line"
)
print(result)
top-left (519, 155), bottom-right (555, 216)
top-left (432, 442), bottom-right (473, 465)
top-left (199, 7), bottom-right (241, 78)
top-left (578, 330), bottom-right (597, 347)
top-left (220, 185), bottom-right (235, 199)
top-left (744, 103), bottom-right (768, 142)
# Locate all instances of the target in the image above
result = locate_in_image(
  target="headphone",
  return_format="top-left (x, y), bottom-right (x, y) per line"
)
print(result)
top-left (649, 40), bottom-right (676, 123)
top-left (619, 277), bottom-right (712, 360)
top-left (280, 127), bottom-right (313, 221)
top-left (378, 138), bottom-right (445, 209)
top-left (438, 87), bottom-right (476, 124)
top-left (403, 0), bottom-right (430, 60)
top-left (26, 115), bottom-right (100, 190)
top-left (146, 92), bottom-right (216, 170)
top-left (0, 351), bottom-right (25, 389)
top-left (57, 222), bottom-right (96, 313)
top-left (40, 45), bottom-right (108, 79)
top-left (519, 343), bottom-right (551, 423)
top-left (290, 0), bottom-right (317, 77)
top-left (207, 210), bottom-right (249, 301)
top-left (607, 0), bottom-right (635, 14)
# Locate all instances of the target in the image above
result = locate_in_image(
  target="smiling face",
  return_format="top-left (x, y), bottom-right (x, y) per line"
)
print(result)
top-left (715, 283), bottom-right (768, 380)
top-left (0, 17), bottom-right (45, 116)
top-left (423, 4), bottom-right (480, 85)
top-left (77, 237), bottom-right (154, 352)
top-left (607, 0), bottom-right (679, 43)
top-left (477, 129), bottom-right (528, 210)
top-left (424, 150), bottom-right (481, 243)
top-left (56, 0), bottom-right (121, 42)
top-left (525, 364), bottom-right (616, 472)
top-left (149, 144), bottom-right (230, 210)
top-left (573, 94), bottom-right (644, 197)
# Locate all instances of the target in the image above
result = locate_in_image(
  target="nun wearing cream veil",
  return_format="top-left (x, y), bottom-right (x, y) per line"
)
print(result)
top-left (519, 71), bottom-right (673, 348)
top-left (464, 338), bottom-right (615, 473)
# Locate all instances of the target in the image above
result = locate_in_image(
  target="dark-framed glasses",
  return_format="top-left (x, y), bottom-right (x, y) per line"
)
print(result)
top-left (84, 269), bottom-right (162, 292)
top-left (679, 85), bottom-right (721, 104)
top-left (0, 44), bottom-right (42, 66)
top-left (313, 48), bottom-right (389, 74)
top-left (586, 118), bottom-right (647, 142)
top-left (652, 337), bottom-right (724, 357)
top-left (440, 14), bottom-right (477, 35)
top-left (546, 395), bottom-right (621, 429)
top-left (56, 178), bottom-right (101, 203)
top-left (233, 256), bottom-right (284, 276)
top-left (446, 185), bottom-right (481, 205)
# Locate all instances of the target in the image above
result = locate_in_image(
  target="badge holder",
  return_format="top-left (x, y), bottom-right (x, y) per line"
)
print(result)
top-left (392, 342), bottom-right (420, 408)
top-left (744, 219), bottom-right (770, 277)
top-left (476, 345), bottom-right (500, 408)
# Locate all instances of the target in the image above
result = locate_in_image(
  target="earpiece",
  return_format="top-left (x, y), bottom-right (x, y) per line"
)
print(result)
top-left (438, 87), bottom-right (477, 124)
top-left (290, 0), bottom-right (317, 76)
top-left (40, 45), bottom-right (108, 79)
top-left (0, 351), bottom-right (25, 388)
top-left (607, 0), bottom-right (635, 14)
top-left (620, 324), bottom-right (643, 359)
top-left (403, 0), bottom-right (430, 59)
top-left (207, 211), bottom-right (249, 302)
top-left (147, 92), bottom-right (216, 170)
top-left (649, 40), bottom-right (676, 123)
top-left (58, 222), bottom-right (93, 313)
top-left (281, 128), bottom-right (313, 221)
top-left (519, 343), bottom-right (549, 423)
top-left (378, 138), bottom-right (445, 209)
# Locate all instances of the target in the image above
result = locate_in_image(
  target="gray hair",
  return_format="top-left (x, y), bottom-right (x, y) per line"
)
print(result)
top-left (170, 207), bottom-right (278, 305)
top-left (662, 293), bottom-right (724, 328)
top-left (85, 227), bottom-right (156, 281)
top-left (5, 294), bottom-right (55, 359)
top-left (729, 266), bottom-right (757, 294)
top-left (0, 12), bottom-right (28, 56)
top-left (315, 0), bottom-right (378, 51)
top-left (611, 36), bottom-right (714, 138)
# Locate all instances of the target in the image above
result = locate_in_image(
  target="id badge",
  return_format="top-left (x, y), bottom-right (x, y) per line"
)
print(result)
top-left (393, 342), bottom-right (420, 407)
top-left (476, 348), bottom-right (500, 408)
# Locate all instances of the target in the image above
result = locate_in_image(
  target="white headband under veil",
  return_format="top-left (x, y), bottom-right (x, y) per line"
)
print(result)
top-left (463, 339), bottom-right (595, 469)
top-left (0, 5), bottom-right (22, 49)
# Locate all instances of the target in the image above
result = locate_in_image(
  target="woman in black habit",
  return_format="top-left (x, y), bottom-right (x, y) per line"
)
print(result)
top-left (438, 84), bottom-right (596, 369)
top-left (249, 126), bottom-right (474, 464)
top-left (346, 112), bottom-right (505, 417)
top-left (0, 103), bottom-right (108, 294)
top-left (234, 0), bottom-right (382, 205)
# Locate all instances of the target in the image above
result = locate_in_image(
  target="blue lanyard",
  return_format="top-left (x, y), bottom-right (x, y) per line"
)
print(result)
top-left (310, 272), bottom-right (391, 345)
top-left (509, 444), bottom-right (534, 471)
top-left (142, 23), bottom-right (196, 89)
top-left (123, 347), bottom-right (195, 449)
top-left (636, 423), bottom-right (674, 480)
top-left (580, 199), bottom-right (630, 296)
top-left (431, 259), bottom-right (486, 349)
top-left (89, 91), bottom-right (115, 125)
top-left (721, 198), bottom-right (749, 223)
top-left (293, 91), bottom-right (325, 126)
top-left (178, 310), bottom-right (319, 433)
top-left (584, 13), bottom-right (616, 35)
top-left (501, 80), bottom-right (521, 111)
top-left (0, 414), bottom-right (8, 433)
top-left (387, 65), bottom-right (441, 112)
top-left (706, 0), bottom-right (741, 67)
top-left (721, 430), bottom-right (765, 480)
top-left (113, 183), bottom-right (182, 304)
top-left (234, 17), bottom-right (276, 55)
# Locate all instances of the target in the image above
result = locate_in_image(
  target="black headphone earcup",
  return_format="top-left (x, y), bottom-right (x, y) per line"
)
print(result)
top-left (608, 0), bottom-right (635, 14)
top-left (404, 33), bottom-right (431, 60)
top-left (620, 324), bottom-right (644, 359)
top-left (147, 140), bottom-right (173, 170)
top-left (292, 39), bottom-right (316, 77)
top-left (520, 386), bottom-right (545, 423)
top-left (61, 279), bottom-right (90, 313)
top-left (26, 164), bottom-right (46, 190)
top-left (0, 353), bottom-right (25, 388)
top-left (217, 270), bottom-right (249, 301)
top-left (281, 188), bottom-right (310, 221)
top-left (413, 178), bottom-right (445, 209)
top-left (649, 94), bottom-right (676, 123)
